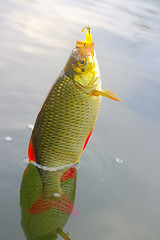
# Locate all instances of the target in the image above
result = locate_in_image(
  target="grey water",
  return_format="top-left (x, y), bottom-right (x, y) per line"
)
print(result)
top-left (1, 0), bottom-right (160, 239)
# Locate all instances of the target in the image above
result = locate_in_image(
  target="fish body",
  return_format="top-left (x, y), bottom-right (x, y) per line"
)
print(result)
top-left (29, 28), bottom-right (102, 168)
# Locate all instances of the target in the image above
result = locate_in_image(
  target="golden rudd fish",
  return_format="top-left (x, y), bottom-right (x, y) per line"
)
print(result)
top-left (28, 26), bottom-right (121, 208)
top-left (28, 26), bottom-right (121, 167)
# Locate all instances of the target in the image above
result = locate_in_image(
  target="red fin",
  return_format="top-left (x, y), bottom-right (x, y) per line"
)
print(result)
top-left (28, 137), bottom-right (36, 162)
top-left (83, 130), bottom-right (93, 150)
top-left (61, 167), bottom-right (75, 182)
top-left (29, 196), bottom-right (53, 214)
top-left (29, 194), bottom-right (80, 217)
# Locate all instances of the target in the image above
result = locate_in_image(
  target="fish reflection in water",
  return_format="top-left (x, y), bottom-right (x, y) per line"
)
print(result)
top-left (20, 164), bottom-right (78, 240)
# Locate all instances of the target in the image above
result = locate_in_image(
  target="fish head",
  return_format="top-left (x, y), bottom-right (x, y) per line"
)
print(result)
top-left (72, 41), bottom-right (95, 74)
top-left (64, 26), bottom-right (101, 90)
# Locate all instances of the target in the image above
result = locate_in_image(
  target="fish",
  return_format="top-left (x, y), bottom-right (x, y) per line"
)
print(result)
top-left (28, 26), bottom-right (121, 168)
top-left (27, 26), bottom-right (121, 213)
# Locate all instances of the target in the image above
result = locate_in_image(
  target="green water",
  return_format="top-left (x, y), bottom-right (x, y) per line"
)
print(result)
top-left (1, 0), bottom-right (160, 239)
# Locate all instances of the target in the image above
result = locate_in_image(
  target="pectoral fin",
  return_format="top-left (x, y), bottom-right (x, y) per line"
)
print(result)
top-left (92, 89), bottom-right (122, 102)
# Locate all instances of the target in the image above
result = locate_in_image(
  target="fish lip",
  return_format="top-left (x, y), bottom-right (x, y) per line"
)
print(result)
top-left (76, 41), bottom-right (94, 57)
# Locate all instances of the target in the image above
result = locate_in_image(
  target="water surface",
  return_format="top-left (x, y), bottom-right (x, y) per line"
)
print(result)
top-left (1, 0), bottom-right (160, 239)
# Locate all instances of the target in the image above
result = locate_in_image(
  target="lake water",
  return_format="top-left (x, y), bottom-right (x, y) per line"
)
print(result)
top-left (1, 0), bottom-right (160, 239)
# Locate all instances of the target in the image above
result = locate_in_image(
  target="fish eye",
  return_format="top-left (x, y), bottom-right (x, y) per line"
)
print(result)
top-left (80, 60), bottom-right (84, 64)
top-left (78, 57), bottom-right (86, 67)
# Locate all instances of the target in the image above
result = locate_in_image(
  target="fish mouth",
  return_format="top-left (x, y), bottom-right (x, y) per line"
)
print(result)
top-left (76, 41), bottom-right (94, 57)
